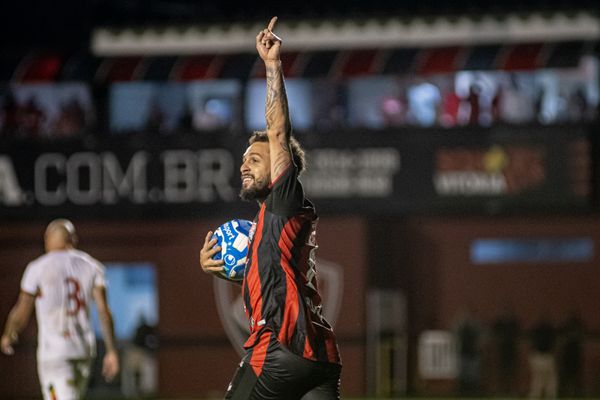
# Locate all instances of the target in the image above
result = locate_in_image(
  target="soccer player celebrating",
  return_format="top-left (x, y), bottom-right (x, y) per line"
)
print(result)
top-left (200, 17), bottom-right (342, 400)
top-left (1, 219), bottom-right (119, 400)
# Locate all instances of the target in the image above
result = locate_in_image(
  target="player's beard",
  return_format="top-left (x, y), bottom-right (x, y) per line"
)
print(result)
top-left (239, 176), bottom-right (270, 202)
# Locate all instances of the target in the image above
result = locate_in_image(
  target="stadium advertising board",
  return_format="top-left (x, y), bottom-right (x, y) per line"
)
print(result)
top-left (0, 126), bottom-right (590, 219)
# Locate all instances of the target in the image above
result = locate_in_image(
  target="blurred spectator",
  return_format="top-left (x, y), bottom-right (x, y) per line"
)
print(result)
top-left (453, 308), bottom-right (484, 397)
top-left (178, 105), bottom-right (193, 132)
top-left (558, 312), bottom-right (584, 397)
top-left (490, 87), bottom-right (501, 123)
top-left (313, 80), bottom-right (347, 132)
top-left (1, 90), bottom-right (20, 136)
top-left (2, 85), bottom-right (94, 138)
top-left (528, 317), bottom-right (557, 399)
top-left (379, 94), bottom-right (407, 127)
top-left (467, 84), bottom-right (482, 126)
top-left (439, 85), bottom-right (462, 127)
top-left (145, 100), bottom-right (167, 136)
top-left (122, 315), bottom-right (158, 398)
top-left (534, 87), bottom-right (546, 124)
top-left (499, 74), bottom-right (535, 124)
top-left (192, 96), bottom-right (233, 131)
top-left (53, 98), bottom-right (86, 137)
top-left (567, 86), bottom-right (590, 122)
top-left (18, 97), bottom-right (45, 137)
top-left (407, 80), bottom-right (441, 127)
top-left (492, 307), bottom-right (520, 396)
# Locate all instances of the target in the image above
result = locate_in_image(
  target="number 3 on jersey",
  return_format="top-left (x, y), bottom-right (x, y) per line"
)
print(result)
top-left (65, 277), bottom-right (86, 316)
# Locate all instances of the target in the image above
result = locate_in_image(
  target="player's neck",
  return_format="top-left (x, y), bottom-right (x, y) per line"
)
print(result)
top-left (46, 244), bottom-right (74, 253)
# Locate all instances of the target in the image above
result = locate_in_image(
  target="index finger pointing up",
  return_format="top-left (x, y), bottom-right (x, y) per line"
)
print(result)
top-left (267, 16), bottom-right (278, 32)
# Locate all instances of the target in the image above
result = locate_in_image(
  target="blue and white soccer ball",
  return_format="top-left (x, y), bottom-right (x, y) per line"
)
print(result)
top-left (212, 219), bottom-right (252, 281)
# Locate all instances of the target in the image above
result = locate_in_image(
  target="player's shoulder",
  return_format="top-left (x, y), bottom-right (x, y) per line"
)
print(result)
top-left (24, 251), bottom-right (68, 277)
top-left (68, 249), bottom-right (104, 268)
top-left (270, 163), bottom-right (297, 187)
top-left (25, 253), bottom-right (49, 271)
top-left (28, 250), bottom-right (66, 267)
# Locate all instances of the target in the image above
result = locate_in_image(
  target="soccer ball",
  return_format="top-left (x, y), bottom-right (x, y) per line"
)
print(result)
top-left (212, 219), bottom-right (252, 281)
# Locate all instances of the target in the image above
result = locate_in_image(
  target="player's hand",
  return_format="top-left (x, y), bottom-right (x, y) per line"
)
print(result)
top-left (256, 16), bottom-right (281, 62)
top-left (199, 231), bottom-right (225, 275)
top-left (102, 350), bottom-right (119, 381)
top-left (1, 333), bottom-right (16, 355)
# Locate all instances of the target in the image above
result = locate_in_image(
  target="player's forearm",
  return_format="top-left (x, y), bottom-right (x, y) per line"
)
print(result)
top-left (2, 305), bottom-right (31, 339)
top-left (264, 60), bottom-right (291, 139)
top-left (2, 315), bottom-right (21, 340)
top-left (98, 311), bottom-right (118, 353)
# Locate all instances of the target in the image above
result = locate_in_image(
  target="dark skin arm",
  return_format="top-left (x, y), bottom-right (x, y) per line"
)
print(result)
top-left (92, 286), bottom-right (120, 381)
top-left (1, 291), bottom-right (35, 355)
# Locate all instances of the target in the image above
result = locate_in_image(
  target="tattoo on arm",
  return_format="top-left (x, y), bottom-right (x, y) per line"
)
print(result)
top-left (265, 61), bottom-right (293, 176)
top-left (265, 62), bottom-right (291, 138)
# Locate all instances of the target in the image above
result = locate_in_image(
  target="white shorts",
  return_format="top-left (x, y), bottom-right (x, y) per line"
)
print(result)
top-left (37, 358), bottom-right (92, 400)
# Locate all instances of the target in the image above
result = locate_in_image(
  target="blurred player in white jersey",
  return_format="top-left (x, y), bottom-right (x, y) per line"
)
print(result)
top-left (1, 219), bottom-right (119, 400)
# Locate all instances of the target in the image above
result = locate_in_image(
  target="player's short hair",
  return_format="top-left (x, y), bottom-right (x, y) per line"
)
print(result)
top-left (249, 130), bottom-right (306, 174)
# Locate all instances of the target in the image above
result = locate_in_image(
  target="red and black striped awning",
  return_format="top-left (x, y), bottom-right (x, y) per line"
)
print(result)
top-left (2, 40), bottom-right (598, 84)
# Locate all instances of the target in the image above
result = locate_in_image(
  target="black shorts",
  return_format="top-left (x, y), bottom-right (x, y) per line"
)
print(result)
top-left (225, 332), bottom-right (342, 400)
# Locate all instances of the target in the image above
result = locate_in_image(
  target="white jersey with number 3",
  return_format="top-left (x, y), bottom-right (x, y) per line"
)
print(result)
top-left (21, 249), bottom-right (106, 362)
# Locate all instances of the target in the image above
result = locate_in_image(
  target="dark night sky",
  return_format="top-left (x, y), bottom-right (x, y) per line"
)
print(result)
top-left (0, 0), bottom-right (597, 48)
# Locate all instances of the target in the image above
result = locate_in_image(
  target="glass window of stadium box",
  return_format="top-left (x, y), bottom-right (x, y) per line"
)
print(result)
top-left (245, 78), bottom-right (347, 133)
top-left (109, 80), bottom-right (242, 135)
top-left (344, 48), bottom-right (598, 130)
top-left (0, 82), bottom-right (95, 138)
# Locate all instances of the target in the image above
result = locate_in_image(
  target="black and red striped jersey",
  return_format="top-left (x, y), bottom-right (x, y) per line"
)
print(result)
top-left (242, 164), bottom-right (341, 365)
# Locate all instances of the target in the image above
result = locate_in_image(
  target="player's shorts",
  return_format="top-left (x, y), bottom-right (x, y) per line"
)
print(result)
top-left (225, 331), bottom-right (341, 400)
top-left (37, 358), bottom-right (92, 400)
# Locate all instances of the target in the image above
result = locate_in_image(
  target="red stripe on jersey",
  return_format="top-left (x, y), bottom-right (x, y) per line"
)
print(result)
top-left (303, 335), bottom-right (315, 360)
top-left (245, 206), bottom-right (266, 341)
top-left (277, 217), bottom-right (302, 346)
top-left (250, 330), bottom-right (271, 376)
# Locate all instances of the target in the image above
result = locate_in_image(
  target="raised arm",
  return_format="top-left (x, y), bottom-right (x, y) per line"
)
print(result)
top-left (256, 17), bottom-right (292, 180)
